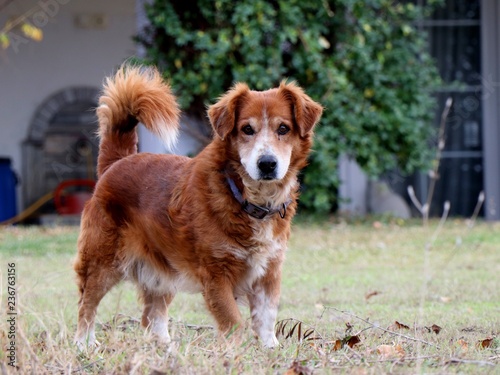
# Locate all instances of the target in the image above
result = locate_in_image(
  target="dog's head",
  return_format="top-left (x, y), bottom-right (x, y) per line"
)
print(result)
top-left (208, 81), bottom-right (323, 182)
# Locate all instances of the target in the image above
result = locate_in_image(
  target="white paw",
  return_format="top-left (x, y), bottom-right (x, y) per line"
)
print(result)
top-left (74, 332), bottom-right (99, 352)
top-left (150, 319), bottom-right (171, 344)
top-left (261, 333), bottom-right (279, 348)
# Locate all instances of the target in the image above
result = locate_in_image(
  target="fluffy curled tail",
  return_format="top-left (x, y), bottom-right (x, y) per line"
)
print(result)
top-left (96, 65), bottom-right (180, 177)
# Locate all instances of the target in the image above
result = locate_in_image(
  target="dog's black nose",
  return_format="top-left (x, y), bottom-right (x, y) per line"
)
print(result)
top-left (258, 155), bottom-right (277, 176)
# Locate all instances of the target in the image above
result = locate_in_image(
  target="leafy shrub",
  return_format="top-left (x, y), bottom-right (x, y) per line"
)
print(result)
top-left (136, 0), bottom-right (441, 213)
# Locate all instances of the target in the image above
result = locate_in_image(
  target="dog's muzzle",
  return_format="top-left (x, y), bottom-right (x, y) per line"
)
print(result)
top-left (257, 155), bottom-right (278, 180)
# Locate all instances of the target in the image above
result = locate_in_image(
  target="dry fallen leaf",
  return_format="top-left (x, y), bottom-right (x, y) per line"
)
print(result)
top-left (333, 339), bottom-right (343, 351)
top-left (377, 345), bottom-right (391, 356)
top-left (394, 321), bottom-right (410, 330)
top-left (284, 361), bottom-right (313, 375)
top-left (395, 344), bottom-right (405, 357)
top-left (377, 344), bottom-right (405, 359)
top-left (478, 337), bottom-right (494, 349)
top-left (457, 339), bottom-right (468, 353)
top-left (347, 335), bottom-right (361, 348)
top-left (331, 335), bottom-right (361, 350)
top-left (365, 290), bottom-right (381, 300)
top-left (431, 324), bottom-right (442, 334)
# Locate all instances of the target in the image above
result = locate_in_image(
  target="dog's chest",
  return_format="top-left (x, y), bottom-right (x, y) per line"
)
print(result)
top-left (235, 220), bottom-right (285, 292)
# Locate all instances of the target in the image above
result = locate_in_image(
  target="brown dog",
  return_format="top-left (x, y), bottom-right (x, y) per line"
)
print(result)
top-left (74, 65), bottom-right (322, 348)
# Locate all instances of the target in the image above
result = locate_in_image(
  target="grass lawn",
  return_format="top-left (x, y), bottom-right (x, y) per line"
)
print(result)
top-left (0, 218), bottom-right (499, 374)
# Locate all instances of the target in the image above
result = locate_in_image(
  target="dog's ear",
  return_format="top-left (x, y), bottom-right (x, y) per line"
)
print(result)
top-left (208, 83), bottom-right (250, 140)
top-left (278, 81), bottom-right (323, 137)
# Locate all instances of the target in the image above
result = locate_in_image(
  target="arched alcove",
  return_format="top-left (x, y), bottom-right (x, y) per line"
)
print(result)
top-left (22, 87), bottom-right (100, 210)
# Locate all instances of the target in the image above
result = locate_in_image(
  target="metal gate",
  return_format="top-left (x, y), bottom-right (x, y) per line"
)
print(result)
top-left (412, 0), bottom-right (484, 217)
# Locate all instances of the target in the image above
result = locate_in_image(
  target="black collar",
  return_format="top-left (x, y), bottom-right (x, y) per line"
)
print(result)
top-left (225, 174), bottom-right (292, 220)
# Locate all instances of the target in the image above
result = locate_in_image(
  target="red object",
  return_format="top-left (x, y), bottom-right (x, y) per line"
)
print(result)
top-left (54, 179), bottom-right (95, 215)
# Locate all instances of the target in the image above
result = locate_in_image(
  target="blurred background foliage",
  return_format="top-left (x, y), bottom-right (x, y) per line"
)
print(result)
top-left (136, 0), bottom-right (442, 213)
top-left (1, 19), bottom-right (43, 49)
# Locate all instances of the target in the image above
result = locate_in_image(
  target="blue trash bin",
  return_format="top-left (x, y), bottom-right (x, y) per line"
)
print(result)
top-left (0, 158), bottom-right (17, 222)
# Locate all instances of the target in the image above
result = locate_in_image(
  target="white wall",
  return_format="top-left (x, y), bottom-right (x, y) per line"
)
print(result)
top-left (0, 0), bottom-right (136, 211)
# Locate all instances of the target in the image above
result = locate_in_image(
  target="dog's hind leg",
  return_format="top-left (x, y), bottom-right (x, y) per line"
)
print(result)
top-left (140, 291), bottom-right (174, 343)
top-left (74, 264), bottom-right (121, 349)
top-left (74, 211), bottom-right (122, 350)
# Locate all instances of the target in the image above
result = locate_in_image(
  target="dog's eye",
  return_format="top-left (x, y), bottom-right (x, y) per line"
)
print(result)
top-left (242, 125), bottom-right (255, 135)
top-left (277, 124), bottom-right (290, 136)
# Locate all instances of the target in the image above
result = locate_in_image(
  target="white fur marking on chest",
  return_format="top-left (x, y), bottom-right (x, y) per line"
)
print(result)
top-left (236, 221), bottom-right (283, 296)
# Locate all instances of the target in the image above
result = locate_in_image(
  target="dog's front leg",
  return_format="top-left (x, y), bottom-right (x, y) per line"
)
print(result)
top-left (203, 278), bottom-right (243, 337)
top-left (248, 259), bottom-right (282, 348)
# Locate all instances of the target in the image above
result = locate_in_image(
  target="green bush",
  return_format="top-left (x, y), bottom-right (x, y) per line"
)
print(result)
top-left (136, 0), bottom-right (441, 213)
